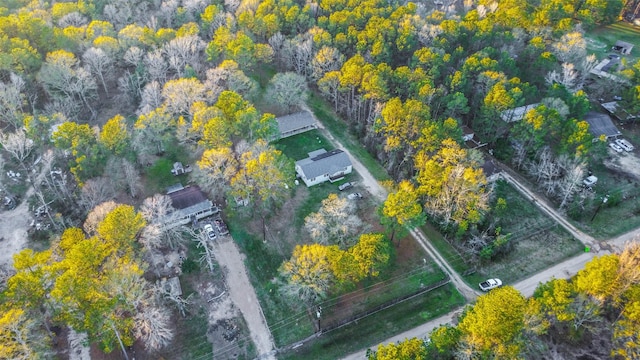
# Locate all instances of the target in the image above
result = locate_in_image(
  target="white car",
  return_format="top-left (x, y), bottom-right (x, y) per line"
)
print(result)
top-left (338, 182), bottom-right (354, 191)
top-left (203, 224), bottom-right (216, 240)
top-left (347, 192), bottom-right (362, 200)
top-left (479, 278), bottom-right (502, 292)
top-left (583, 175), bottom-right (598, 187)
top-left (615, 138), bottom-right (634, 152)
top-left (609, 142), bottom-right (624, 153)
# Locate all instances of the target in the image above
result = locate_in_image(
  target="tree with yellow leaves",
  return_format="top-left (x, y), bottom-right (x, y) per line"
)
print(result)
top-left (381, 180), bottom-right (425, 242)
top-left (99, 114), bottom-right (129, 156)
top-left (367, 337), bottom-right (428, 360)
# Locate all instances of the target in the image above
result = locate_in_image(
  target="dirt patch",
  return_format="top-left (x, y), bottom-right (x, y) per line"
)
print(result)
top-left (604, 151), bottom-right (640, 180)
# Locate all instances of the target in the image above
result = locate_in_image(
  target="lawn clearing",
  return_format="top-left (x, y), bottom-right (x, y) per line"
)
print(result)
top-left (586, 22), bottom-right (640, 60)
top-left (274, 129), bottom-right (334, 162)
top-left (571, 155), bottom-right (640, 239)
top-left (472, 180), bottom-right (584, 284)
top-left (278, 283), bottom-right (464, 360)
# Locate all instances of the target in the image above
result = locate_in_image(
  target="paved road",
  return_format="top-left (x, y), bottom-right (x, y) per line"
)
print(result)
top-left (213, 236), bottom-right (276, 360)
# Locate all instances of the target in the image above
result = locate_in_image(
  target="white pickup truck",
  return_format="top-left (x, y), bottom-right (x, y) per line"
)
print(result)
top-left (479, 278), bottom-right (502, 292)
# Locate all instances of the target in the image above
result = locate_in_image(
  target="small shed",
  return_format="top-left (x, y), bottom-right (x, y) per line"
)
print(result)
top-left (481, 160), bottom-right (503, 183)
top-left (613, 40), bottom-right (634, 55)
top-left (276, 111), bottom-right (318, 138)
top-left (584, 112), bottom-right (621, 139)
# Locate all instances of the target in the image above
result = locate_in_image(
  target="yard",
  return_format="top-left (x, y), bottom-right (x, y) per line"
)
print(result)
top-left (585, 21), bottom-right (640, 61)
top-left (424, 180), bottom-right (584, 286)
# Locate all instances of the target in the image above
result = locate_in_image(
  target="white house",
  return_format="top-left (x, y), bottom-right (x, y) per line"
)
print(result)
top-left (295, 149), bottom-right (352, 187)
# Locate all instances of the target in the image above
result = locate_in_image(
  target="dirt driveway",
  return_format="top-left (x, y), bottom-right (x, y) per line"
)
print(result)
top-left (213, 235), bottom-right (276, 360)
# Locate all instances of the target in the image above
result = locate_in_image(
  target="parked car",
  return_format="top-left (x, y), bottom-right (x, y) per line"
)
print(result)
top-left (479, 278), bottom-right (502, 292)
top-left (583, 175), bottom-right (598, 187)
top-left (613, 95), bottom-right (623, 101)
top-left (347, 192), bottom-right (362, 200)
top-left (338, 182), bottom-right (354, 191)
top-left (609, 142), bottom-right (624, 153)
top-left (616, 138), bottom-right (635, 152)
top-left (608, 54), bottom-right (621, 60)
top-left (214, 218), bottom-right (229, 235)
top-left (203, 224), bottom-right (216, 240)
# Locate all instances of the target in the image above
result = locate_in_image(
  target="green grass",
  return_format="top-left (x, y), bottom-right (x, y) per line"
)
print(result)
top-left (145, 158), bottom-right (179, 192)
top-left (308, 93), bottom-right (391, 182)
top-left (585, 21), bottom-right (640, 60)
top-left (279, 283), bottom-right (464, 360)
top-left (274, 130), bottom-right (335, 161)
top-left (174, 308), bottom-right (214, 359)
top-left (473, 181), bottom-right (584, 284)
top-left (570, 161), bottom-right (640, 239)
top-left (420, 223), bottom-right (472, 275)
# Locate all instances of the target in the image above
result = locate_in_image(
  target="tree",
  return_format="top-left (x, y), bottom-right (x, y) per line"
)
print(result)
top-left (348, 233), bottom-right (390, 278)
top-left (459, 286), bottom-right (527, 358)
top-left (230, 139), bottom-right (294, 210)
top-left (83, 201), bottom-right (118, 236)
top-left (96, 204), bottom-right (146, 259)
top-left (133, 108), bottom-right (176, 157)
top-left (0, 129), bottom-right (34, 164)
top-left (162, 34), bottom-right (206, 76)
top-left (99, 114), bottom-right (129, 156)
top-left (162, 78), bottom-right (206, 116)
top-left (575, 254), bottom-right (620, 303)
top-left (82, 47), bottom-right (112, 94)
top-left (204, 60), bottom-right (259, 102)
top-left (0, 307), bottom-right (50, 359)
top-left (304, 193), bottom-right (364, 248)
top-left (279, 243), bottom-right (339, 304)
top-left (265, 72), bottom-right (308, 112)
top-left (415, 139), bottom-right (490, 232)
top-left (367, 338), bottom-right (428, 360)
top-left (38, 50), bottom-right (97, 115)
top-left (381, 180), bottom-right (425, 241)
top-left (196, 147), bottom-right (238, 194)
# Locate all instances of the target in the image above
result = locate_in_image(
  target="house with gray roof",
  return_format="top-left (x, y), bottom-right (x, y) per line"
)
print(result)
top-left (584, 112), bottom-right (621, 139)
top-left (500, 103), bottom-right (540, 122)
top-left (276, 111), bottom-right (318, 138)
top-left (164, 184), bottom-right (219, 229)
top-left (295, 149), bottom-right (352, 187)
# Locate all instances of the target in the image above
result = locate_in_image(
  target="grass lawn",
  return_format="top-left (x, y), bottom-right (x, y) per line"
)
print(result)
top-left (585, 22), bottom-right (640, 62)
top-left (274, 129), bottom-right (334, 161)
top-left (570, 160), bottom-right (640, 239)
top-left (308, 93), bottom-right (391, 182)
top-left (472, 181), bottom-right (584, 284)
top-left (278, 283), bottom-right (464, 360)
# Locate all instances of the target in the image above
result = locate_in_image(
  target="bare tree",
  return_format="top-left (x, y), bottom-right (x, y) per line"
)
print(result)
top-left (186, 227), bottom-right (216, 273)
top-left (134, 304), bottom-right (174, 351)
top-left (0, 129), bottom-right (34, 164)
top-left (204, 61), bottom-right (259, 102)
top-left (144, 50), bottom-right (169, 83)
top-left (556, 156), bottom-right (586, 209)
top-left (552, 31), bottom-right (587, 65)
top-left (0, 73), bottom-right (26, 129)
top-left (161, 78), bottom-right (205, 116)
top-left (138, 81), bottom-right (164, 115)
top-left (79, 177), bottom-right (115, 212)
top-left (82, 47), bottom-right (113, 95)
top-left (58, 12), bottom-right (88, 27)
top-left (140, 194), bottom-right (184, 249)
top-left (155, 279), bottom-right (192, 317)
top-left (265, 72), bottom-right (308, 112)
top-left (162, 35), bottom-right (206, 76)
top-left (304, 193), bottom-right (364, 248)
top-left (310, 46), bottom-right (344, 81)
top-left (123, 46), bottom-right (145, 68)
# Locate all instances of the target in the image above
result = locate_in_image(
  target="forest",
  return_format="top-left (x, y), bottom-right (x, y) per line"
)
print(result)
top-left (1, 0), bottom-right (639, 358)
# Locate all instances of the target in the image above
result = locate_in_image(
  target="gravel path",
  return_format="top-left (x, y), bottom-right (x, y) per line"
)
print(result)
top-left (213, 236), bottom-right (276, 360)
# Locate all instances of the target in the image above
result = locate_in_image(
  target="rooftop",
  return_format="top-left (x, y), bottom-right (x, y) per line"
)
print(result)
top-left (296, 149), bottom-right (352, 179)
top-left (276, 111), bottom-right (317, 135)
top-left (584, 112), bottom-right (621, 138)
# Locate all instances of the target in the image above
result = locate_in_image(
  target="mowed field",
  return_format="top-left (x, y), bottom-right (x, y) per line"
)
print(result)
top-left (586, 21), bottom-right (640, 61)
